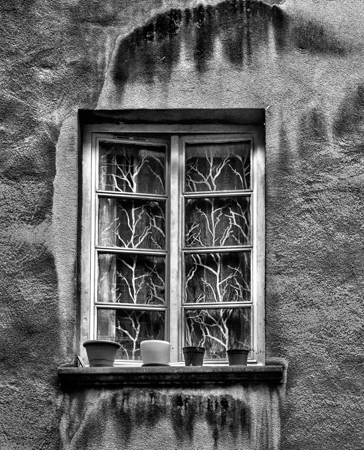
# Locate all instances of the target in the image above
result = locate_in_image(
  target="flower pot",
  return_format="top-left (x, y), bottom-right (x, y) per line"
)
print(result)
top-left (140, 340), bottom-right (170, 366)
top-left (227, 349), bottom-right (249, 366)
top-left (183, 346), bottom-right (205, 366)
top-left (83, 340), bottom-right (121, 367)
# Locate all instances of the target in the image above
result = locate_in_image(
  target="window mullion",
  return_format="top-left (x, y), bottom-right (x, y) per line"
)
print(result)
top-left (168, 135), bottom-right (181, 363)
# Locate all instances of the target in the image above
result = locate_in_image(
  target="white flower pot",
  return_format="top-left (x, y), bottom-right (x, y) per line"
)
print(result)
top-left (140, 340), bottom-right (171, 366)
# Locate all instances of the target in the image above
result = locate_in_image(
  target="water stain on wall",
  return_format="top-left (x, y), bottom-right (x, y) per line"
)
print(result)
top-left (292, 18), bottom-right (346, 55)
top-left (113, 8), bottom-right (183, 87)
top-left (204, 395), bottom-right (251, 448)
top-left (112, 1), bottom-right (278, 87)
top-left (112, 0), bottom-right (348, 90)
top-left (61, 387), bottom-right (281, 449)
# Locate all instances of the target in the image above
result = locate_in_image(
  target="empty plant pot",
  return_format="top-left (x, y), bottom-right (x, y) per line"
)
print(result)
top-left (83, 340), bottom-right (121, 367)
top-left (227, 349), bottom-right (249, 366)
top-left (183, 346), bottom-right (205, 366)
top-left (140, 340), bottom-right (171, 366)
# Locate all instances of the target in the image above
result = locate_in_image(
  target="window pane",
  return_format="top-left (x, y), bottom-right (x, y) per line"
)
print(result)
top-left (185, 252), bottom-right (251, 303)
top-left (99, 141), bottom-right (166, 194)
top-left (185, 141), bottom-right (250, 192)
top-left (184, 308), bottom-right (251, 359)
top-left (185, 197), bottom-right (250, 247)
top-left (98, 253), bottom-right (165, 305)
top-left (98, 198), bottom-right (166, 249)
top-left (97, 309), bottom-right (165, 360)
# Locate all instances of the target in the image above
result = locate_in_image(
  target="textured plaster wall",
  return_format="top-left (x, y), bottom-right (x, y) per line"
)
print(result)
top-left (1, 0), bottom-right (364, 449)
top-left (60, 385), bottom-right (282, 449)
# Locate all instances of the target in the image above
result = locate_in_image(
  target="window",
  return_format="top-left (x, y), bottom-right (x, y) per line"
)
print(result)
top-left (80, 123), bottom-right (265, 365)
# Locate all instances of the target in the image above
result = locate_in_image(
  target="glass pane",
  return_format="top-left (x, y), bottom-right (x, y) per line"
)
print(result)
top-left (99, 140), bottom-right (166, 194)
top-left (97, 309), bottom-right (165, 360)
top-left (98, 253), bottom-right (165, 305)
top-left (98, 198), bottom-right (166, 249)
top-left (184, 308), bottom-right (251, 359)
top-left (185, 197), bottom-right (250, 247)
top-left (185, 141), bottom-right (250, 192)
top-left (185, 252), bottom-right (251, 303)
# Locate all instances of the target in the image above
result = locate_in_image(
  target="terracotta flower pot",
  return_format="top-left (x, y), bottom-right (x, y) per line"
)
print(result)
top-left (227, 349), bottom-right (249, 366)
top-left (183, 346), bottom-right (205, 366)
top-left (140, 340), bottom-right (171, 366)
top-left (83, 340), bottom-right (121, 367)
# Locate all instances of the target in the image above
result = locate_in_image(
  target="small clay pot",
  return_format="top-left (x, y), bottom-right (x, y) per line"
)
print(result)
top-left (227, 349), bottom-right (249, 366)
top-left (83, 340), bottom-right (121, 367)
top-left (183, 347), bottom-right (205, 366)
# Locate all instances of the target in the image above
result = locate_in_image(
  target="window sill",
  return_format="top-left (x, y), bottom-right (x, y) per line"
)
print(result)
top-left (58, 360), bottom-right (285, 389)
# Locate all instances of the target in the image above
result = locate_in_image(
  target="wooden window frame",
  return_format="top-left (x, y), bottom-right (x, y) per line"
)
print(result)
top-left (80, 123), bottom-right (265, 366)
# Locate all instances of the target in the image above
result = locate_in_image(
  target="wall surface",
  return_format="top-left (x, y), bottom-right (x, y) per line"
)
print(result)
top-left (1, 0), bottom-right (364, 449)
top-left (60, 385), bottom-right (282, 449)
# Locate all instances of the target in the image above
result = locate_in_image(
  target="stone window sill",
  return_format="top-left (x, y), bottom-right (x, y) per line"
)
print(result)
top-left (58, 360), bottom-right (285, 389)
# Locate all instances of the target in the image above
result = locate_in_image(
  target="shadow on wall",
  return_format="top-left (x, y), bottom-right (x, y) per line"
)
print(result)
top-left (334, 83), bottom-right (364, 141)
top-left (112, 0), bottom-right (347, 90)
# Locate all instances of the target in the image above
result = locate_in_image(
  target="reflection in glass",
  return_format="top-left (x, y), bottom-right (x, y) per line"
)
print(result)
top-left (185, 141), bottom-right (250, 192)
top-left (185, 308), bottom-right (251, 359)
top-left (98, 253), bottom-right (165, 305)
top-left (185, 252), bottom-right (251, 303)
top-left (99, 141), bottom-right (166, 194)
top-left (185, 197), bottom-right (250, 247)
top-left (97, 309), bottom-right (165, 360)
top-left (98, 197), bottom-right (166, 249)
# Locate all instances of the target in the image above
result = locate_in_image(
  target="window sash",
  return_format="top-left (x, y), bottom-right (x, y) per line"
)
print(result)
top-left (178, 135), bottom-right (255, 362)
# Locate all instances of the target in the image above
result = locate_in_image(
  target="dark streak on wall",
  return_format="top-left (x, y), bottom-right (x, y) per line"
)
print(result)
top-left (112, 0), bottom-right (348, 88)
top-left (193, 5), bottom-right (215, 72)
top-left (113, 8), bottom-right (183, 87)
top-left (204, 395), bottom-right (251, 448)
top-left (298, 107), bottom-right (328, 161)
top-left (112, 1), bottom-right (276, 86)
top-left (172, 394), bottom-right (198, 443)
top-left (61, 388), bottom-right (272, 449)
top-left (277, 124), bottom-right (292, 175)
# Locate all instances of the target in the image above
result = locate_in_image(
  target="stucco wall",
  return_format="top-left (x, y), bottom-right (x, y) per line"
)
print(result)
top-left (60, 385), bottom-right (282, 449)
top-left (1, 0), bottom-right (364, 448)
